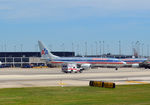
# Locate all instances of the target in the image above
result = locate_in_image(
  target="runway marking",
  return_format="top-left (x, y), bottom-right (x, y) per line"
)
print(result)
top-left (126, 81), bottom-right (149, 84)
top-left (58, 80), bottom-right (67, 87)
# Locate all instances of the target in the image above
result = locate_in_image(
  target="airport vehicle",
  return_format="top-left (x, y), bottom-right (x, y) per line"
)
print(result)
top-left (139, 60), bottom-right (150, 69)
top-left (62, 63), bottom-right (83, 73)
top-left (38, 41), bottom-right (126, 69)
top-left (121, 58), bottom-right (147, 67)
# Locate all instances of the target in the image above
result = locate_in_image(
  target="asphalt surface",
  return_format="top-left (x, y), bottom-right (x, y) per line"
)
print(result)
top-left (0, 67), bottom-right (150, 88)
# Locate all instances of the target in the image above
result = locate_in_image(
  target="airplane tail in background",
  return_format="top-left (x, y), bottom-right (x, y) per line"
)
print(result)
top-left (38, 41), bottom-right (59, 60)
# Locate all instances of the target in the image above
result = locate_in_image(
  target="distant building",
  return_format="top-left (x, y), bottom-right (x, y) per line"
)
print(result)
top-left (0, 52), bottom-right (75, 67)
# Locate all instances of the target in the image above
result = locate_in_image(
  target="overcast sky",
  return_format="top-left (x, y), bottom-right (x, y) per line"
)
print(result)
top-left (0, 0), bottom-right (150, 55)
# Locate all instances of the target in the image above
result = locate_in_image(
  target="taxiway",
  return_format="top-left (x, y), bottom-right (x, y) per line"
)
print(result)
top-left (0, 68), bottom-right (150, 88)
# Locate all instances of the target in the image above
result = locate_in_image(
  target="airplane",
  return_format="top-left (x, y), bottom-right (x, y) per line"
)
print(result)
top-left (38, 41), bottom-right (126, 70)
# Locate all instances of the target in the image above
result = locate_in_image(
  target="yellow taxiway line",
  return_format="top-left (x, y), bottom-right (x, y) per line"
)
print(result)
top-left (126, 81), bottom-right (149, 84)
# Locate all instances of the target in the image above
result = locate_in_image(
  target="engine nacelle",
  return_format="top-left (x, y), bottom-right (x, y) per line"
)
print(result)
top-left (81, 64), bottom-right (91, 70)
top-left (132, 63), bottom-right (139, 68)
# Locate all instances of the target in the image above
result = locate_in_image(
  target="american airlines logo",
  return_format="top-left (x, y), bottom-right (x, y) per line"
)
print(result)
top-left (41, 48), bottom-right (48, 55)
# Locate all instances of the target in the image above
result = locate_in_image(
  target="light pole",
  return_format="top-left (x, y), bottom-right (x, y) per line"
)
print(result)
top-left (99, 41), bottom-right (101, 56)
top-left (147, 45), bottom-right (149, 58)
top-left (119, 41), bottom-right (121, 55)
top-left (85, 42), bottom-right (87, 56)
top-left (91, 44), bottom-right (93, 56)
top-left (103, 41), bottom-right (105, 56)
top-left (141, 43), bottom-right (144, 58)
top-left (95, 41), bottom-right (98, 56)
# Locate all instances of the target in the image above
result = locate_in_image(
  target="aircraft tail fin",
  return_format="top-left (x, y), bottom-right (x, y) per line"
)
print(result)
top-left (38, 41), bottom-right (59, 60)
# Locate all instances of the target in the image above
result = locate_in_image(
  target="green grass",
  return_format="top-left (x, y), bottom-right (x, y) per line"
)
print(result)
top-left (0, 84), bottom-right (150, 105)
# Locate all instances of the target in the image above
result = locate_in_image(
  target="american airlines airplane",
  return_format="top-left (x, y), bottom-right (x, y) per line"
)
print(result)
top-left (38, 41), bottom-right (126, 69)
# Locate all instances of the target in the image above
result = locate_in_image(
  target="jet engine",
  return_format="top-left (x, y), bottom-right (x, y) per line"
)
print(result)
top-left (81, 64), bottom-right (91, 70)
top-left (132, 63), bottom-right (139, 68)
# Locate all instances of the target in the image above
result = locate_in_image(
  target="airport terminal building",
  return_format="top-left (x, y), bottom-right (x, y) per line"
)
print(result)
top-left (0, 52), bottom-right (75, 67)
